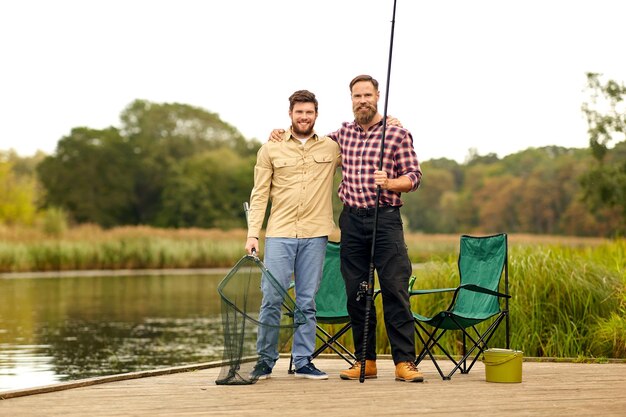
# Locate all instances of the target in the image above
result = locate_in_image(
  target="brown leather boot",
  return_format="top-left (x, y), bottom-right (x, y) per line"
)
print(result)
top-left (339, 360), bottom-right (377, 380)
top-left (395, 361), bottom-right (424, 382)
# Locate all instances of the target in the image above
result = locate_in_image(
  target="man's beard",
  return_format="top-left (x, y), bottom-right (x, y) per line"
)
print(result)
top-left (353, 103), bottom-right (377, 125)
top-left (291, 122), bottom-right (314, 137)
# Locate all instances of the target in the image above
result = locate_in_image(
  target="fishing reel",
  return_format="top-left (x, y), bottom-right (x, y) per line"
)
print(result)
top-left (356, 281), bottom-right (369, 302)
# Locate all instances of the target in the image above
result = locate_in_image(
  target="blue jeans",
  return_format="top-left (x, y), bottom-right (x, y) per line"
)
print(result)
top-left (257, 236), bottom-right (327, 370)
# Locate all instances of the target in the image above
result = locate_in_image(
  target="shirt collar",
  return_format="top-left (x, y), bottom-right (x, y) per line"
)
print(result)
top-left (352, 116), bottom-right (384, 132)
top-left (286, 127), bottom-right (319, 142)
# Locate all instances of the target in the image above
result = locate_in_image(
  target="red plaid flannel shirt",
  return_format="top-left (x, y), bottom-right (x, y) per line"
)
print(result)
top-left (329, 119), bottom-right (422, 208)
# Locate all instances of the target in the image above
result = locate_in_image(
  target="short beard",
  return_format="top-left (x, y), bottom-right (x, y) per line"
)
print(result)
top-left (291, 122), bottom-right (314, 137)
top-left (353, 103), bottom-right (377, 125)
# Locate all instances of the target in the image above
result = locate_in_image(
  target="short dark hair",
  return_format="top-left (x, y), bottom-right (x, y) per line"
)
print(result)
top-left (349, 74), bottom-right (379, 92)
top-left (289, 90), bottom-right (318, 113)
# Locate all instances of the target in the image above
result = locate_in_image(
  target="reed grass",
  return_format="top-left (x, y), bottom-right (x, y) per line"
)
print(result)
top-left (510, 244), bottom-right (623, 357)
top-left (319, 238), bottom-right (626, 359)
top-left (0, 224), bottom-right (614, 273)
top-left (0, 224), bottom-right (248, 272)
top-left (1, 224), bottom-right (623, 358)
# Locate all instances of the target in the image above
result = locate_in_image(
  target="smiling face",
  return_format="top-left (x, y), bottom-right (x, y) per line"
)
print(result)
top-left (351, 80), bottom-right (380, 125)
top-left (289, 101), bottom-right (317, 137)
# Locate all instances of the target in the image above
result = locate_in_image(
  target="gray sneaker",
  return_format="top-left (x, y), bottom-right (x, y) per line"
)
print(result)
top-left (250, 361), bottom-right (272, 380)
top-left (294, 362), bottom-right (328, 380)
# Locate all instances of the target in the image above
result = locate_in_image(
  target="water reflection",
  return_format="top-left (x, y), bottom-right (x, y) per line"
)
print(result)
top-left (0, 345), bottom-right (58, 390)
top-left (0, 274), bottom-right (226, 392)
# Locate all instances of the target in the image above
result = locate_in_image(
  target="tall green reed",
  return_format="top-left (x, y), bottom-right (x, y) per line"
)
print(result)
top-left (2, 224), bottom-right (623, 359)
top-left (317, 240), bottom-right (625, 359)
top-left (0, 234), bottom-right (245, 272)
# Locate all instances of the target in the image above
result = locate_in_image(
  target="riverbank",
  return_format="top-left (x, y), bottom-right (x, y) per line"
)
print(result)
top-left (0, 267), bottom-right (234, 279)
top-left (1, 224), bottom-right (614, 273)
top-left (0, 261), bottom-right (438, 279)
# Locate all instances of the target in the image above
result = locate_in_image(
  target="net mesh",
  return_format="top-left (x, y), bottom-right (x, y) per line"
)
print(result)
top-left (215, 254), bottom-right (305, 385)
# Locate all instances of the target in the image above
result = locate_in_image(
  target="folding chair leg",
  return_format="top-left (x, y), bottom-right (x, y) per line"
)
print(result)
top-left (415, 318), bottom-right (501, 380)
top-left (287, 323), bottom-right (356, 374)
top-left (414, 323), bottom-right (450, 380)
top-left (312, 324), bottom-right (356, 365)
top-left (461, 332), bottom-right (468, 374)
top-left (441, 314), bottom-right (508, 379)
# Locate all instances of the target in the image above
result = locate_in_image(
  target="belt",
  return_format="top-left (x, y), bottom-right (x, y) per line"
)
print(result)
top-left (344, 205), bottom-right (399, 217)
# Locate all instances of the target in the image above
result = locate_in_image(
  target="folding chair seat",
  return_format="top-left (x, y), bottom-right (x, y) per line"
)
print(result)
top-left (289, 241), bottom-right (355, 372)
top-left (410, 233), bottom-right (511, 380)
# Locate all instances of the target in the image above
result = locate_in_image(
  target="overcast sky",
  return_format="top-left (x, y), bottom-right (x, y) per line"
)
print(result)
top-left (1, 0), bottom-right (625, 163)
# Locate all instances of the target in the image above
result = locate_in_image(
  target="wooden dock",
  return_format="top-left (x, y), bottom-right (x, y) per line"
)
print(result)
top-left (1, 357), bottom-right (625, 416)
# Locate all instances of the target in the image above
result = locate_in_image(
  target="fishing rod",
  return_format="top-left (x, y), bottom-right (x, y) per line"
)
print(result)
top-left (359, 0), bottom-right (398, 383)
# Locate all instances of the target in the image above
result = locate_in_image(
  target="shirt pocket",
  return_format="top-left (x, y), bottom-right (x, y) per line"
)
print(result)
top-left (273, 158), bottom-right (297, 169)
top-left (310, 153), bottom-right (336, 181)
top-left (272, 158), bottom-right (298, 186)
top-left (313, 154), bottom-right (334, 164)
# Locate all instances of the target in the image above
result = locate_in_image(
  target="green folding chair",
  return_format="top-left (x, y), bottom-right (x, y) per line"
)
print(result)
top-left (288, 241), bottom-right (355, 373)
top-left (410, 233), bottom-right (511, 380)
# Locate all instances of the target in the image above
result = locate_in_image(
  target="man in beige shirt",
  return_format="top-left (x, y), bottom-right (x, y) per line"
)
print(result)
top-left (245, 90), bottom-right (340, 380)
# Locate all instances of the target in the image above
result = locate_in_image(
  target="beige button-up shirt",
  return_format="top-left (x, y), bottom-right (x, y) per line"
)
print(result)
top-left (247, 129), bottom-right (341, 239)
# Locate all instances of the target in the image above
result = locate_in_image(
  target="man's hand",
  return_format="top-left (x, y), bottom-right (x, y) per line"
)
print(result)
top-left (386, 116), bottom-right (403, 128)
top-left (374, 170), bottom-right (390, 190)
top-left (268, 129), bottom-right (285, 142)
top-left (245, 237), bottom-right (259, 255)
top-left (374, 170), bottom-right (412, 192)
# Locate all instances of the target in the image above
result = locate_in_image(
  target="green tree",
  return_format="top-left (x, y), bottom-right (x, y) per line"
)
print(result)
top-left (38, 127), bottom-right (136, 227)
top-left (515, 151), bottom-right (585, 234)
top-left (156, 148), bottom-right (255, 228)
top-left (434, 147), bottom-right (602, 236)
top-left (403, 161), bottom-right (459, 233)
top-left (38, 100), bottom-right (261, 228)
top-left (4, 149), bottom-right (47, 178)
top-left (0, 158), bottom-right (37, 225)
top-left (119, 100), bottom-right (258, 225)
top-left (580, 73), bottom-right (626, 235)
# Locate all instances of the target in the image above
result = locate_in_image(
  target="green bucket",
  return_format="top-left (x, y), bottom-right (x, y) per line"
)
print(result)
top-left (482, 348), bottom-right (523, 383)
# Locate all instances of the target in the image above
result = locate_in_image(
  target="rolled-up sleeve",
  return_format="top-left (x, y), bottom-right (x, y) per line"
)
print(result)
top-left (396, 131), bottom-right (422, 192)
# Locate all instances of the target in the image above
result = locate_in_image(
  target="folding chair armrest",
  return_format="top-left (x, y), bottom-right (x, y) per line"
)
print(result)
top-left (408, 275), bottom-right (457, 296)
top-left (409, 287), bottom-right (457, 296)
top-left (459, 283), bottom-right (511, 298)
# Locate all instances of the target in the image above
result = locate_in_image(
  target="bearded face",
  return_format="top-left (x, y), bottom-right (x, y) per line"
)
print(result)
top-left (290, 102), bottom-right (317, 137)
top-left (353, 102), bottom-right (377, 125)
top-left (350, 80), bottom-right (380, 126)
top-left (292, 120), bottom-right (314, 137)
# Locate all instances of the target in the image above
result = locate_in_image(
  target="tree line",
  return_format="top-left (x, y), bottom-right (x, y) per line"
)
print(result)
top-left (1, 73), bottom-right (624, 236)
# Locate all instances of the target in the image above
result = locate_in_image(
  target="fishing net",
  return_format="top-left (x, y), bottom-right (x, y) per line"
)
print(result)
top-left (215, 254), bottom-right (305, 385)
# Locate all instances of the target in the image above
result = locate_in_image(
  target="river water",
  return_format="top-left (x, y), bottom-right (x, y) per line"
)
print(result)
top-left (0, 273), bottom-right (227, 392)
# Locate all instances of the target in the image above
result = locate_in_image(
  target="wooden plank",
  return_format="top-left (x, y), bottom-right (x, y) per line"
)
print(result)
top-left (1, 358), bottom-right (625, 416)
top-left (0, 361), bottom-right (225, 400)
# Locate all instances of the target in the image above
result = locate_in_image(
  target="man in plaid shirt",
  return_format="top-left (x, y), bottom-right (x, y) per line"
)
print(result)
top-left (330, 74), bottom-right (423, 382)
